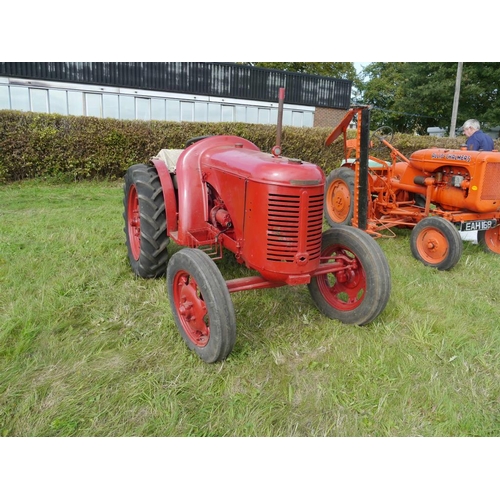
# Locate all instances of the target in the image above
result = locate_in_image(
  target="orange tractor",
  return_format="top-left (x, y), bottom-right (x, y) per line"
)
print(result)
top-left (324, 106), bottom-right (500, 270)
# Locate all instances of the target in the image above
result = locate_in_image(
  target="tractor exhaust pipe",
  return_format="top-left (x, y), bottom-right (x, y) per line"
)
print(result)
top-left (272, 87), bottom-right (285, 157)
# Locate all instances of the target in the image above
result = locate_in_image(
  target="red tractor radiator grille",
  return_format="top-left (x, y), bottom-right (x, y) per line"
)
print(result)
top-left (266, 192), bottom-right (324, 262)
top-left (482, 162), bottom-right (500, 200)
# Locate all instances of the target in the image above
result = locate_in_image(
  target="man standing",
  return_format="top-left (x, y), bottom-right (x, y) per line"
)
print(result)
top-left (462, 119), bottom-right (495, 151)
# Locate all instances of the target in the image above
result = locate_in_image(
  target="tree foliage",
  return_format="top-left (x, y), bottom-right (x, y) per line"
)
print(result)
top-left (359, 62), bottom-right (500, 134)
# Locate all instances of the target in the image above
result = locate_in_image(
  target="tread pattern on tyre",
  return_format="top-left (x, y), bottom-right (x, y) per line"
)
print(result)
top-left (308, 226), bottom-right (391, 325)
top-left (123, 164), bottom-right (169, 278)
top-left (167, 248), bottom-right (236, 363)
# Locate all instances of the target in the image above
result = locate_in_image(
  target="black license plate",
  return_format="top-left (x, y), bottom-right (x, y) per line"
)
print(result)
top-left (460, 219), bottom-right (498, 231)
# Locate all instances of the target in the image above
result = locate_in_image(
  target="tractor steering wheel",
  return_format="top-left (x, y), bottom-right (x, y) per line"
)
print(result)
top-left (370, 126), bottom-right (394, 150)
top-left (185, 135), bottom-right (213, 148)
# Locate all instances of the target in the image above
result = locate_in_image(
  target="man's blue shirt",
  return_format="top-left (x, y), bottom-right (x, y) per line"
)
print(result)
top-left (466, 130), bottom-right (494, 151)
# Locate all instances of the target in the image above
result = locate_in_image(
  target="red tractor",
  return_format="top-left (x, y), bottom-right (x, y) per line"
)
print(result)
top-left (123, 93), bottom-right (391, 363)
top-left (324, 106), bottom-right (500, 271)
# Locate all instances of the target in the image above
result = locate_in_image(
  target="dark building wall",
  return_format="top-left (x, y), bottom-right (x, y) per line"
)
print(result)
top-left (0, 62), bottom-right (352, 110)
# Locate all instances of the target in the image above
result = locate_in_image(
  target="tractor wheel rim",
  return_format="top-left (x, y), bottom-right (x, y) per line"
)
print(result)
top-left (173, 271), bottom-right (210, 347)
top-left (416, 228), bottom-right (448, 264)
top-left (484, 227), bottom-right (500, 252)
top-left (318, 246), bottom-right (366, 311)
top-left (127, 185), bottom-right (141, 261)
top-left (327, 180), bottom-right (351, 222)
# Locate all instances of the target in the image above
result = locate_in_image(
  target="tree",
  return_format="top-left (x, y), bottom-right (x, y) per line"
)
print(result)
top-left (359, 62), bottom-right (500, 134)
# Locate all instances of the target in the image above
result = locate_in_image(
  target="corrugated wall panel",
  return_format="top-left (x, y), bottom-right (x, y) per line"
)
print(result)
top-left (0, 62), bottom-right (352, 109)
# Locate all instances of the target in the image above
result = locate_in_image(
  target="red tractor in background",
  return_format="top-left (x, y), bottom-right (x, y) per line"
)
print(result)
top-left (324, 106), bottom-right (500, 271)
top-left (123, 91), bottom-right (391, 363)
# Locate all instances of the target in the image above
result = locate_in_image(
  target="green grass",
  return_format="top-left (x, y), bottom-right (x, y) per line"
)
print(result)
top-left (0, 180), bottom-right (499, 437)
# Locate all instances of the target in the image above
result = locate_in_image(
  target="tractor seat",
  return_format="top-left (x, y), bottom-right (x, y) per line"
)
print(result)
top-left (154, 149), bottom-right (185, 173)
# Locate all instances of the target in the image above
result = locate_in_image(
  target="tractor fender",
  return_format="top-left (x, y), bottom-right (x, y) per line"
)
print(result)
top-left (151, 158), bottom-right (178, 233)
top-left (174, 136), bottom-right (260, 244)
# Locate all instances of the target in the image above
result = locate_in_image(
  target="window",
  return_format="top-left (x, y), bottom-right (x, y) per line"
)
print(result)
top-left (208, 103), bottom-right (220, 122)
top-left (166, 99), bottom-right (180, 121)
top-left (68, 91), bottom-right (84, 116)
top-left (119, 95), bottom-right (135, 120)
top-left (49, 89), bottom-right (68, 115)
top-left (221, 105), bottom-right (234, 122)
top-left (103, 94), bottom-right (119, 119)
top-left (31, 88), bottom-right (49, 113)
top-left (136, 97), bottom-right (150, 120)
top-left (283, 109), bottom-right (293, 126)
top-left (194, 101), bottom-right (207, 122)
top-left (85, 93), bottom-right (101, 117)
top-left (246, 107), bottom-right (258, 124)
top-left (10, 87), bottom-right (30, 111)
top-left (0, 80), bottom-right (316, 128)
top-left (0, 86), bottom-right (9, 109)
top-left (180, 101), bottom-right (194, 121)
top-left (235, 106), bottom-right (246, 123)
top-left (292, 111), bottom-right (304, 127)
top-left (258, 108), bottom-right (270, 125)
top-left (151, 99), bottom-right (166, 120)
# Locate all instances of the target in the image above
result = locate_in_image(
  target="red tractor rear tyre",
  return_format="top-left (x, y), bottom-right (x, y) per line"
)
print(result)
top-left (123, 164), bottom-right (169, 278)
top-left (410, 217), bottom-right (462, 271)
top-left (478, 226), bottom-right (500, 254)
top-left (308, 226), bottom-right (391, 325)
top-left (167, 248), bottom-right (236, 363)
top-left (324, 167), bottom-right (355, 227)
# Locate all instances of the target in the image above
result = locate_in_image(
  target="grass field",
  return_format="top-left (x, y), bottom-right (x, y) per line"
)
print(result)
top-left (0, 180), bottom-right (499, 437)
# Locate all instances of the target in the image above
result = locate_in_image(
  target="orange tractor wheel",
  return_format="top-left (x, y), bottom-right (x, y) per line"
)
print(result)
top-left (478, 226), bottom-right (500, 254)
top-left (324, 167), bottom-right (355, 226)
top-left (410, 217), bottom-right (463, 271)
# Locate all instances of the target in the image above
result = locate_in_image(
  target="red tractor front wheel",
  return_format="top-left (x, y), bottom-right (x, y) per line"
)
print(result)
top-left (308, 226), bottom-right (391, 325)
top-left (167, 248), bottom-right (236, 363)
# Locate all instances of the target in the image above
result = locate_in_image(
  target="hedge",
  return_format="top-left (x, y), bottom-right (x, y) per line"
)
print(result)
top-left (0, 110), bottom-right (487, 183)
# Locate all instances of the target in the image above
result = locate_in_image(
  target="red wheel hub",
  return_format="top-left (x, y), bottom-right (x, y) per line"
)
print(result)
top-left (318, 247), bottom-right (366, 311)
top-left (173, 272), bottom-right (210, 347)
top-left (127, 185), bottom-right (141, 260)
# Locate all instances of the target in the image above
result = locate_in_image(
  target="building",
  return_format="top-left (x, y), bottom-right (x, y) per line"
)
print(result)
top-left (0, 62), bottom-right (352, 128)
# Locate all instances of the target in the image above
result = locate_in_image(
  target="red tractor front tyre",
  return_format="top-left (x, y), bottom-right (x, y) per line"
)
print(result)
top-left (167, 248), bottom-right (236, 363)
top-left (308, 226), bottom-right (391, 325)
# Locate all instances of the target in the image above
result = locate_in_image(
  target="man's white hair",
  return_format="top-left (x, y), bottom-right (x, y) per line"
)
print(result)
top-left (463, 119), bottom-right (480, 131)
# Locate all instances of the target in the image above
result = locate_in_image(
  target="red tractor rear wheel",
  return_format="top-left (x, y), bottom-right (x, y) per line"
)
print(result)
top-left (123, 164), bottom-right (170, 278)
top-left (308, 226), bottom-right (391, 325)
top-left (410, 217), bottom-right (462, 270)
top-left (167, 248), bottom-right (236, 363)
top-left (324, 167), bottom-right (355, 226)
top-left (478, 226), bottom-right (500, 254)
